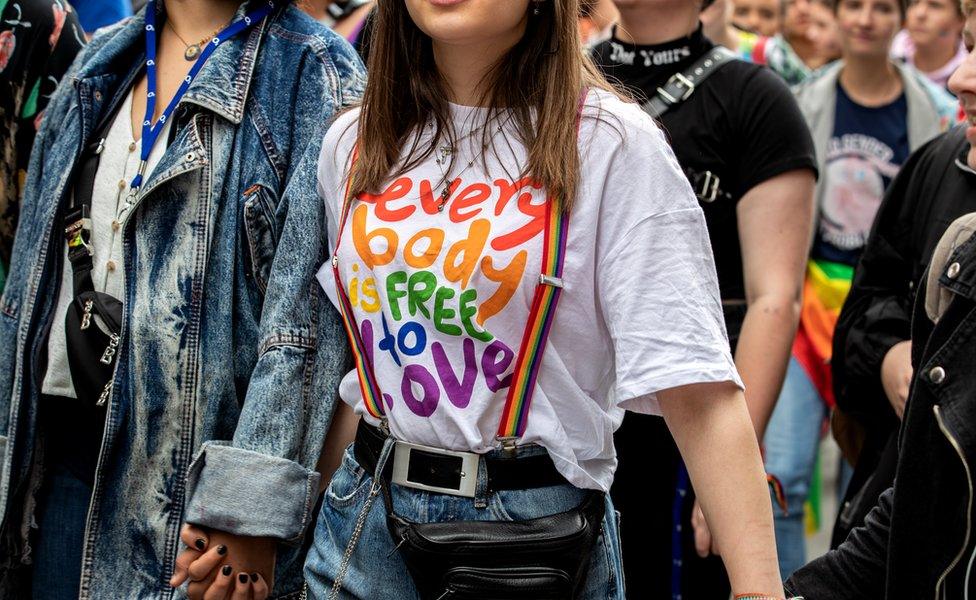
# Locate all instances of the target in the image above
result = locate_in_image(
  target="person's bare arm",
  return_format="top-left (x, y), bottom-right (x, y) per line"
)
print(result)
top-left (735, 168), bottom-right (815, 440)
top-left (880, 340), bottom-right (913, 420)
top-left (317, 401), bottom-right (360, 493)
top-left (659, 381), bottom-right (784, 597)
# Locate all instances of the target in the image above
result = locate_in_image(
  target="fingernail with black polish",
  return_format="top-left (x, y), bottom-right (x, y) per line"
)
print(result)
top-left (217, 545), bottom-right (227, 556)
top-left (222, 565), bottom-right (233, 577)
top-left (238, 573), bottom-right (249, 584)
top-left (194, 538), bottom-right (206, 550)
top-left (250, 572), bottom-right (259, 582)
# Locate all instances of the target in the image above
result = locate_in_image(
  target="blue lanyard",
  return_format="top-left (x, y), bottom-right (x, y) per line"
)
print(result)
top-left (132, 0), bottom-right (275, 189)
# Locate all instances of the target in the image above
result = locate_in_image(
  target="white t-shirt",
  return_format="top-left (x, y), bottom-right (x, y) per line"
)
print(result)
top-left (315, 89), bottom-right (742, 491)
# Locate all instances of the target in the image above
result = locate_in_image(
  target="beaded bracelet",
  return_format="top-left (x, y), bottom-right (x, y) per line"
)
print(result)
top-left (734, 595), bottom-right (805, 600)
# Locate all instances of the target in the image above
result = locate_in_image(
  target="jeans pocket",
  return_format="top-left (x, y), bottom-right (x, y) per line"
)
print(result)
top-left (600, 503), bottom-right (626, 599)
top-left (325, 446), bottom-right (369, 509)
top-left (613, 509), bottom-right (623, 562)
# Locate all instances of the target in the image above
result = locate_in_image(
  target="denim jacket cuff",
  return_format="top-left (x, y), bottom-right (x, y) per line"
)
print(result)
top-left (183, 441), bottom-right (321, 543)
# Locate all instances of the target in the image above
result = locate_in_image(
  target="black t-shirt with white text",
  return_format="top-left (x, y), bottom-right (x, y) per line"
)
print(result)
top-left (592, 27), bottom-right (817, 302)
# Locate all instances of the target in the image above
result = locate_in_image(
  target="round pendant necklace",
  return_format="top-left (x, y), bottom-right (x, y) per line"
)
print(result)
top-left (166, 20), bottom-right (223, 61)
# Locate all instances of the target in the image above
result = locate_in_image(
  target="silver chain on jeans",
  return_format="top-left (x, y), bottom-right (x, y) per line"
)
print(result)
top-left (328, 479), bottom-right (383, 600)
top-left (327, 436), bottom-right (394, 600)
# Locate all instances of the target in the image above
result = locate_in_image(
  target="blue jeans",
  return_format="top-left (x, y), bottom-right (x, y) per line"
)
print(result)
top-left (305, 444), bottom-right (626, 599)
top-left (763, 357), bottom-right (828, 580)
top-left (30, 462), bottom-right (91, 600)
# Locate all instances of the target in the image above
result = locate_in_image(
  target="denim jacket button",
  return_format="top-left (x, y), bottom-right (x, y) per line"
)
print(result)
top-left (185, 152), bottom-right (196, 162)
top-left (929, 366), bottom-right (947, 385)
top-left (947, 262), bottom-right (961, 279)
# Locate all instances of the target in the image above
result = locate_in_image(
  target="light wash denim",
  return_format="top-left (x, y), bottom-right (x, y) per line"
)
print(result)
top-left (0, 4), bottom-right (363, 597)
top-left (763, 357), bottom-right (828, 579)
top-left (305, 444), bottom-right (626, 600)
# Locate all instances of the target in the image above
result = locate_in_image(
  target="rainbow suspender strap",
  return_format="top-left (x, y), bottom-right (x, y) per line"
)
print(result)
top-left (496, 204), bottom-right (569, 440)
top-left (331, 146), bottom-right (387, 420)
top-left (331, 92), bottom-right (583, 441)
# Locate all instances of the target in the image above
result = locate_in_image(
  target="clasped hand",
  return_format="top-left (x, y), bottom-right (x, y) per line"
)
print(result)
top-left (169, 523), bottom-right (277, 600)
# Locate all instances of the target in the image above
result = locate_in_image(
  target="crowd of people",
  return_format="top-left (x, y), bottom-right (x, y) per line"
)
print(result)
top-left (0, 0), bottom-right (974, 599)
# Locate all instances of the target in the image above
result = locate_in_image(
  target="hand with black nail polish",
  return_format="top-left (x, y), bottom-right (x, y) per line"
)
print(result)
top-left (170, 523), bottom-right (211, 588)
top-left (173, 526), bottom-right (276, 600)
top-left (229, 569), bottom-right (256, 600)
top-left (170, 523), bottom-right (242, 600)
top-left (192, 561), bottom-right (237, 599)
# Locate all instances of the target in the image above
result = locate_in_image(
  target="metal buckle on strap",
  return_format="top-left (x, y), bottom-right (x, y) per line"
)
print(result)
top-left (697, 170), bottom-right (721, 203)
top-left (496, 435), bottom-right (519, 459)
top-left (539, 274), bottom-right (564, 288)
top-left (656, 72), bottom-right (695, 104)
top-left (65, 211), bottom-right (93, 257)
top-left (391, 440), bottom-right (480, 498)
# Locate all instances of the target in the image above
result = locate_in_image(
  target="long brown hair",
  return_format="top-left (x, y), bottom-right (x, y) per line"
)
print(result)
top-left (351, 0), bottom-right (618, 210)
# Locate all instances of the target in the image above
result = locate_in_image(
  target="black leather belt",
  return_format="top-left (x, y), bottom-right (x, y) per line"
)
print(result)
top-left (353, 420), bottom-right (568, 497)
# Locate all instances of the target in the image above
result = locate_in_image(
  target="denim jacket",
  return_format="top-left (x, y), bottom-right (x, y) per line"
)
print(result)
top-left (0, 4), bottom-right (362, 597)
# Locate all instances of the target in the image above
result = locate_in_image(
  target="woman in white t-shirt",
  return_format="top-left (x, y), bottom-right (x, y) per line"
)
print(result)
top-left (304, 1), bottom-right (788, 598)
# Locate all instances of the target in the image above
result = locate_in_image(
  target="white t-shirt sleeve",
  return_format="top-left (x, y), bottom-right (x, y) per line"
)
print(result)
top-left (591, 103), bottom-right (743, 415)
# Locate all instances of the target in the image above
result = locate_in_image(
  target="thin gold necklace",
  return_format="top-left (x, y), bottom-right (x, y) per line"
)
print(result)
top-left (165, 19), bottom-right (224, 61)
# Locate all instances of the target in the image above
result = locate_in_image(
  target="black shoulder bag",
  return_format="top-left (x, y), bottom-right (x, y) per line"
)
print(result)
top-left (62, 105), bottom-right (126, 408)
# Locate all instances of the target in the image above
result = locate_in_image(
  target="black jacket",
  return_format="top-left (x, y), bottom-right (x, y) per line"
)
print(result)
top-left (787, 130), bottom-right (976, 599)
top-left (834, 125), bottom-right (976, 431)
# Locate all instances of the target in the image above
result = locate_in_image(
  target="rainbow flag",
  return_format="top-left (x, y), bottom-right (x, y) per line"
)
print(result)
top-left (792, 259), bottom-right (854, 532)
top-left (792, 259), bottom-right (854, 408)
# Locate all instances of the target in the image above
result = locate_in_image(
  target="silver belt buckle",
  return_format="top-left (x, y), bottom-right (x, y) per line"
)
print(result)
top-left (391, 441), bottom-right (480, 498)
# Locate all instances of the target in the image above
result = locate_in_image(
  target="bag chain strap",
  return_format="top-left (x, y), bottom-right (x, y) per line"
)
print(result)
top-left (327, 439), bottom-right (394, 599)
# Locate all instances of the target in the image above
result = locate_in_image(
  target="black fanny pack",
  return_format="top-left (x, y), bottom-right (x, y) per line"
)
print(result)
top-left (351, 421), bottom-right (606, 599)
top-left (385, 486), bottom-right (605, 600)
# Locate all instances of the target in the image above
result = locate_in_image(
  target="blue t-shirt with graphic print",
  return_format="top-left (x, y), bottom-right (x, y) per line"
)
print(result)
top-left (814, 82), bottom-right (910, 266)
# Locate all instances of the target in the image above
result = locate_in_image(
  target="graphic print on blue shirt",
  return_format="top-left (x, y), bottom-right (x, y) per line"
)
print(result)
top-left (815, 82), bottom-right (909, 266)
